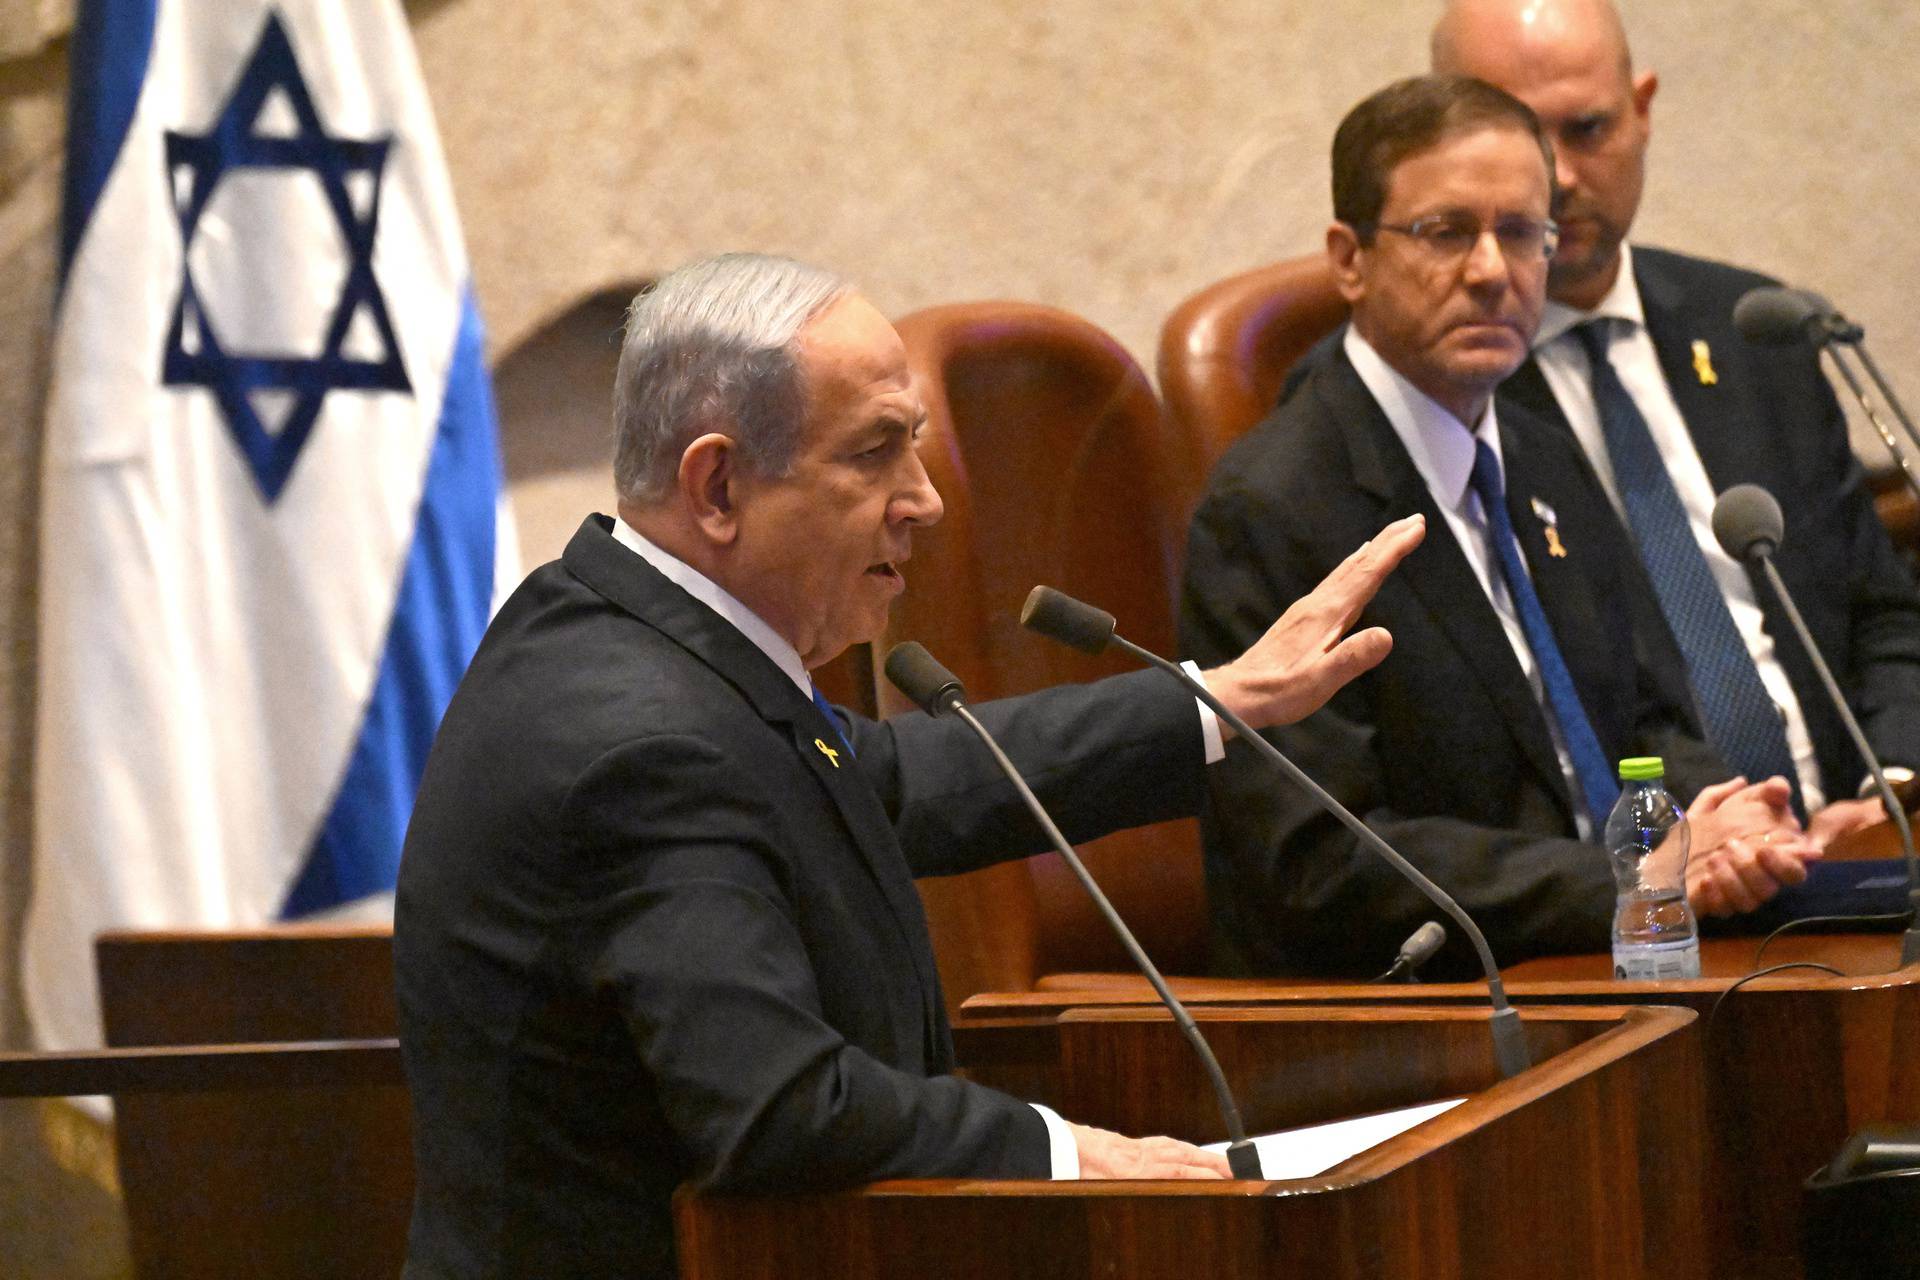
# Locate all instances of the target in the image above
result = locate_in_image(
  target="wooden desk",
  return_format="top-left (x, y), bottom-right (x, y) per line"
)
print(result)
top-left (959, 936), bottom-right (1920, 1280)
top-left (678, 1004), bottom-right (1705, 1280)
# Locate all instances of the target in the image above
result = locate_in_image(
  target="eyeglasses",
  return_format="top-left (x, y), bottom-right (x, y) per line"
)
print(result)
top-left (1364, 213), bottom-right (1560, 262)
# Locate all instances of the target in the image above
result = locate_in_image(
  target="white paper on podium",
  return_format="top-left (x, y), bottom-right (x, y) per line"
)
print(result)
top-left (1203, 1096), bottom-right (1467, 1179)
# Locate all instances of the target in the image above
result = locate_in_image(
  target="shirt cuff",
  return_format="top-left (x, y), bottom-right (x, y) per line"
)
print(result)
top-left (1183, 660), bottom-right (1226, 765)
top-left (1031, 1103), bottom-right (1080, 1179)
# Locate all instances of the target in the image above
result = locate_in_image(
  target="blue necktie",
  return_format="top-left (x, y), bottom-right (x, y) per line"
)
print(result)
top-left (811, 684), bottom-right (854, 758)
top-left (1573, 321), bottom-right (1800, 808)
top-left (1468, 439), bottom-right (1621, 832)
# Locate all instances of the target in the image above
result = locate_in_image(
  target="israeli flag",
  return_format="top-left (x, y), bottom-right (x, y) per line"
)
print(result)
top-left (24, 0), bottom-right (512, 1051)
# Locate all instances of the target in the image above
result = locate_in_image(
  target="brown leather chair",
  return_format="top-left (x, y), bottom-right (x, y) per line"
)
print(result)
top-left (882, 301), bottom-right (1208, 1012)
top-left (1156, 253), bottom-right (1347, 477)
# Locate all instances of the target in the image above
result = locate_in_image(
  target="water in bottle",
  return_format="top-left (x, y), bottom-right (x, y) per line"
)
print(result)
top-left (1603, 756), bottom-right (1701, 981)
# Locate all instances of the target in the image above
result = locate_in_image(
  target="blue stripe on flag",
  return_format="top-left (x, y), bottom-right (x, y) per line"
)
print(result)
top-left (61, 0), bottom-right (159, 285)
top-left (282, 289), bottom-right (502, 916)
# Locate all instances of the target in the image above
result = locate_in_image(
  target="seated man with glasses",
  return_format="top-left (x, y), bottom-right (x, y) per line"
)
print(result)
top-left (1178, 75), bottom-right (1817, 978)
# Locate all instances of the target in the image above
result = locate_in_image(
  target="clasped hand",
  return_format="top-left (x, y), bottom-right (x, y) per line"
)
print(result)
top-left (1683, 776), bottom-right (1823, 916)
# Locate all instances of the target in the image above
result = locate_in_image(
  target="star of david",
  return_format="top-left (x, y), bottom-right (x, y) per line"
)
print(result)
top-left (161, 11), bottom-right (411, 502)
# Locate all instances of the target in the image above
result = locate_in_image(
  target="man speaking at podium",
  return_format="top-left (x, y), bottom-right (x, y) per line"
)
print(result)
top-left (394, 252), bottom-right (1423, 1278)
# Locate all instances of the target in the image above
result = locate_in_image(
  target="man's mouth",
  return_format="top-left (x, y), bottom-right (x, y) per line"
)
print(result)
top-left (866, 562), bottom-right (903, 582)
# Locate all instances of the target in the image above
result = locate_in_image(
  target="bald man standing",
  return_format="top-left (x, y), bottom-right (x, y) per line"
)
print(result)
top-left (1434, 0), bottom-right (1920, 852)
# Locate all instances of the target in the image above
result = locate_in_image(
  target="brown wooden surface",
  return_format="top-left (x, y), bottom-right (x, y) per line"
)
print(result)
top-left (0, 1039), bottom-right (401, 1098)
top-left (957, 937), bottom-right (1920, 1280)
top-left (886, 301), bottom-right (1209, 1011)
top-left (93, 927), bottom-right (410, 1280)
top-left (676, 1004), bottom-right (1705, 1280)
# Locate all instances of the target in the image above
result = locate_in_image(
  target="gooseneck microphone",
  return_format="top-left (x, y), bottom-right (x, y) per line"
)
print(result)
top-left (1372, 921), bottom-right (1448, 984)
top-left (1734, 285), bottom-right (1920, 508)
top-left (1711, 485), bottom-right (1920, 966)
top-left (1731, 287), bottom-right (1863, 347)
top-left (1020, 585), bottom-right (1532, 1077)
top-left (881, 642), bottom-right (1265, 1180)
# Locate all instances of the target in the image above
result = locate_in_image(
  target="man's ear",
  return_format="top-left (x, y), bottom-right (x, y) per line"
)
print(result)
top-left (1631, 68), bottom-right (1658, 119)
top-left (1327, 221), bottom-right (1367, 305)
top-left (677, 432), bottom-right (742, 546)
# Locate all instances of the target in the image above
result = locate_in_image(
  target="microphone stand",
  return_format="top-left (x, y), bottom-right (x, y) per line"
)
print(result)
top-left (945, 701), bottom-right (1266, 1179)
top-left (1752, 555), bottom-right (1920, 966)
top-left (1103, 633), bottom-right (1531, 1076)
top-left (1820, 345), bottom-right (1920, 508)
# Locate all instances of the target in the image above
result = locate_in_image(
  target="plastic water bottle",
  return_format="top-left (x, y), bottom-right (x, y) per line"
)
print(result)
top-left (1603, 757), bottom-right (1701, 980)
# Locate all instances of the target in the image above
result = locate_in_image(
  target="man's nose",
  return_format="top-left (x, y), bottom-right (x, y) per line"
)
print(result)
top-left (1554, 152), bottom-right (1580, 198)
top-left (1461, 227), bottom-right (1512, 287)
top-left (896, 450), bottom-right (944, 527)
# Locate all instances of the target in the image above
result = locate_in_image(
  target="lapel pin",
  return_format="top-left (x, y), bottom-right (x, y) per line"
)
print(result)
top-left (1691, 339), bottom-right (1719, 386)
top-left (814, 738), bottom-right (842, 769)
top-left (1530, 496), bottom-right (1568, 558)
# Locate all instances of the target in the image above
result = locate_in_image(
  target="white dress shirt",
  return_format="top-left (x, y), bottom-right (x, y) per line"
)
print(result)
top-left (1344, 328), bottom-right (1599, 837)
top-left (1529, 245), bottom-right (1824, 808)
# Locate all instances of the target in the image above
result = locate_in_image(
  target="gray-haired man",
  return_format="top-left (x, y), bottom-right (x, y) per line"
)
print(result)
top-left (394, 253), bottom-right (1424, 1278)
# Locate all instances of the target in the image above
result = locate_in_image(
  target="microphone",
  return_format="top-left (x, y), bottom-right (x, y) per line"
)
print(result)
top-left (1021, 586), bottom-right (1532, 1076)
top-left (1711, 485), bottom-right (1920, 965)
top-left (1732, 286), bottom-right (1863, 347)
top-left (1372, 922), bottom-right (1448, 984)
top-left (882, 642), bottom-right (1265, 1180)
top-left (1733, 285), bottom-right (1920, 509)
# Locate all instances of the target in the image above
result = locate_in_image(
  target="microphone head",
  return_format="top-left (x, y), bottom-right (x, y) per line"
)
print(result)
top-left (1020, 586), bottom-right (1117, 655)
top-left (1399, 921), bottom-right (1447, 970)
top-left (883, 642), bottom-right (967, 717)
top-left (1733, 286), bottom-right (1823, 345)
top-left (1712, 484), bottom-right (1785, 561)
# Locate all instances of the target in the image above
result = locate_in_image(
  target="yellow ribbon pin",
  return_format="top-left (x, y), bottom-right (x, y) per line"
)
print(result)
top-left (814, 738), bottom-right (841, 768)
top-left (1692, 339), bottom-right (1718, 386)
top-left (1530, 496), bottom-right (1568, 558)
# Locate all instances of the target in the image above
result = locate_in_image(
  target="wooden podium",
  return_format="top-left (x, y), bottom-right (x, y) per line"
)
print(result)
top-left (675, 1004), bottom-right (1706, 1280)
top-left (959, 935), bottom-right (1920, 1280)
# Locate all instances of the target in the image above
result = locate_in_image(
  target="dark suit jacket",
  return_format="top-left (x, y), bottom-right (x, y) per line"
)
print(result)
top-left (1180, 342), bottom-right (1723, 979)
top-left (1500, 246), bottom-right (1920, 801)
top-left (396, 516), bottom-right (1208, 1279)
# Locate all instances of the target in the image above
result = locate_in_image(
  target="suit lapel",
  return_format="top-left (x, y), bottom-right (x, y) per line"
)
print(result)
top-left (1323, 359), bottom-right (1575, 813)
top-left (562, 516), bottom-right (948, 1067)
top-left (1501, 355), bottom-right (1573, 440)
top-left (1635, 253), bottom-right (1755, 494)
top-left (789, 713), bottom-right (950, 1070)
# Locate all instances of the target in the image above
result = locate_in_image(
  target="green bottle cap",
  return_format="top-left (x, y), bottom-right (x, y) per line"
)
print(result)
top-left (1617, 756), bottom-right (1665, 781)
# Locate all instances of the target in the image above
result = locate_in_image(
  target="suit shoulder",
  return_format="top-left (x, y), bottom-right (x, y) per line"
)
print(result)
top-left (1634, 245), bottom-right (1783, 308)
top-left (1205, 359), bottom-right (1354, 504)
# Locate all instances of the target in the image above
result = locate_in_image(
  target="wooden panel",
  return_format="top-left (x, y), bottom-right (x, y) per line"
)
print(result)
top-left (93, 928), bottom-right (410, 1280)
top-left (678, 1005), bottom-right (1705, 1280)
top-left (957, 939), bottom-right (1920, 1280)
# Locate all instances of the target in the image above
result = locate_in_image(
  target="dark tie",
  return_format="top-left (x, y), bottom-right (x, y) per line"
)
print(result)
top-left (1573, 320), bottom-right (1800, 807)
top-left (810, 684), bottom-right (854, 758)
top-left (1468, 439), bottom-right (1621, 832)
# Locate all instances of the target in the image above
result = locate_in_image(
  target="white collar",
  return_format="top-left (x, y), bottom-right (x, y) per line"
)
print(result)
top-left (1536, 242), bottom-right (1646, 348)
top-left (1343, 326), bottom-right (1504, 513)
top-left (610, 516), bottom-right (813, 697)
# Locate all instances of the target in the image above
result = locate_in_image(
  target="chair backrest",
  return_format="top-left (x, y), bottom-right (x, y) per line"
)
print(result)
top-left (882, 301), bottom-right (1209, 1011)
top-left (95, 926), bottom-right (409, 1280)
top-left (1157, 254), bottom-right (1347, 474)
